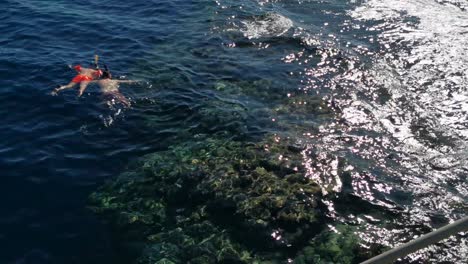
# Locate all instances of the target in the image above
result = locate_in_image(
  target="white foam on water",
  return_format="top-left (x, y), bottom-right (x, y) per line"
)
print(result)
top-left (240, 12), bottom-right (294, 39)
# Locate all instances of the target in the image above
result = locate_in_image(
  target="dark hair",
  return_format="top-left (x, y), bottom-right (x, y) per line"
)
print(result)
top-left (102, 64), bottom-right (112, 79)
top-left (102, 70), bottom-right (112, 79)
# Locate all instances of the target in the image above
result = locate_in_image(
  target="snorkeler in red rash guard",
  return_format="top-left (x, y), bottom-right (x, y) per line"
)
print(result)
top-left (51, 65), bottom-right (103, 97)
top-left (88, 65), bottom-right (137, 107)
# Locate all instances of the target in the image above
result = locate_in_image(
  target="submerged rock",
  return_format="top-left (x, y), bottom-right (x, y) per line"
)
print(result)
top-left (293, 225), bottom-right (375, 264)
top-left (89, 134), bottom-right (365, 262)
top-left (213, 79), bottom-right (284, 101)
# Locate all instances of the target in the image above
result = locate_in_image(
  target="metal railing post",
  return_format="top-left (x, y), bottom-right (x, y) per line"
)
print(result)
top-left (361, 216), bottom-right (468, 264)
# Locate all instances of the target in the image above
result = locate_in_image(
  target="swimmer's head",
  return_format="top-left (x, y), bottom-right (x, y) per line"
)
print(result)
top-left (73, 65), bottom-right (82, 72)
top-left (102, 70), bottom-right (112, 79)
top-left (102, 64), bottom-right (112, 79)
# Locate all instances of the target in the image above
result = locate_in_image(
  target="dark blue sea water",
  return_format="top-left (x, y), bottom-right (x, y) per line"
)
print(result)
top-left (0, 0), bottom-right (467, 263)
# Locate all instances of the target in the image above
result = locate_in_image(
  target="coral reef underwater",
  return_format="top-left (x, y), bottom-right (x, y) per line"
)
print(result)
top-left (90, 134), bottom-right (380, 263)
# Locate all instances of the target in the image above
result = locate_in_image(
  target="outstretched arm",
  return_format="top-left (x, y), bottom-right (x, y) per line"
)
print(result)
top-left (51, 82), bottom-right (77, 95)
top-left (117, 80), bottom-right (139, 84)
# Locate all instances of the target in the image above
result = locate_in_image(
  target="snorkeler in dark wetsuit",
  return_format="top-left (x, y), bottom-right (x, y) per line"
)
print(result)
top-left (89, 65), bottom-right (137, 107)
top-left (52, 65), bottom-right (103, 96)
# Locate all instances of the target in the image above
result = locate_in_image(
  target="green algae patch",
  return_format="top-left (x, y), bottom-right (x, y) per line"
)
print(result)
top-left (89, 135), bottom-right (361, 263)
top-left (294, 225), bottom-right (362, 264)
